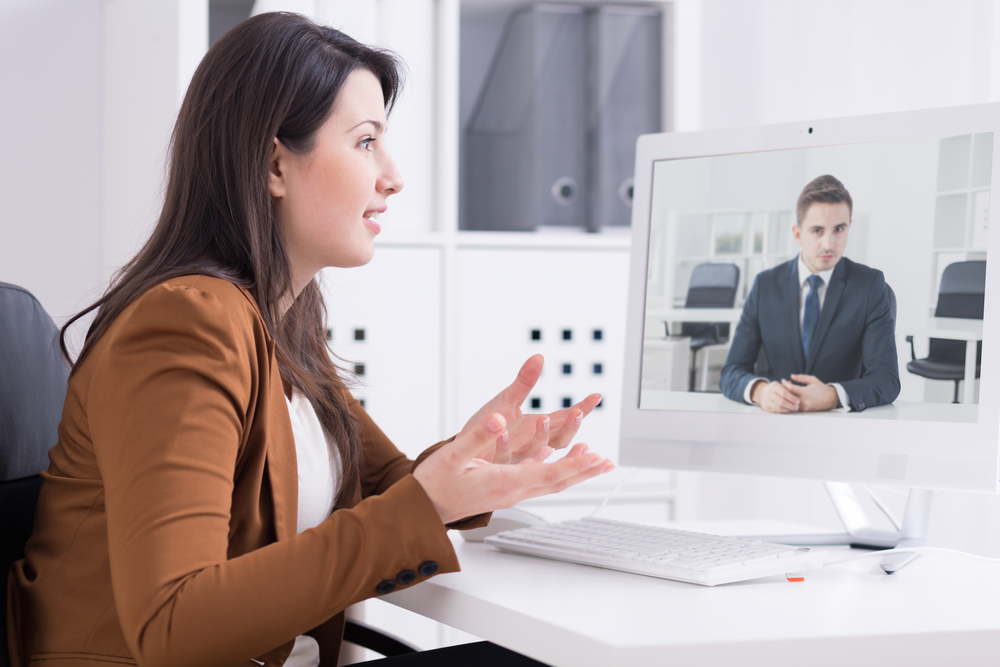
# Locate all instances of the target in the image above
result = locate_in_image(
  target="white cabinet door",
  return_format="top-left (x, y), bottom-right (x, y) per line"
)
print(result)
top-left (320, 245), bottom-right (444, 458)
top-left (454, 246), bottom-right (631, 461)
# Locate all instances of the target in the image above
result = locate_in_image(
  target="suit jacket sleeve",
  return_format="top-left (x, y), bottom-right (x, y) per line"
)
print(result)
top-left (838, 272), bottom-right (900, 411)
top-left (720, 274), bottom-right (763, 403)
top-left (90, 283), bottom-right (460, 667)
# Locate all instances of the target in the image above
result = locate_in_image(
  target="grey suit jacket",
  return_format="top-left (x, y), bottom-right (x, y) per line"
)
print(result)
top-left (720, 256), bottom-right (900, 412)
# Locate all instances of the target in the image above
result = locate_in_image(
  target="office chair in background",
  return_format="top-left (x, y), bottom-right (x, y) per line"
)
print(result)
top-left (0, 283), bottom-right (69, 667)
top-left (905, 261), bottom-right (985, 404)
top-left (669, 263), bottom-right (740, 391)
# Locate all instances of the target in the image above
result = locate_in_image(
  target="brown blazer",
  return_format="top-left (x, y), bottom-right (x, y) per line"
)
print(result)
top-left (7, 275), bottom-right (481, 667)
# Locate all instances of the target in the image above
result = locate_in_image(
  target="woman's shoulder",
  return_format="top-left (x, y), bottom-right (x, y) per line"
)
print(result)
top-left (112, 274), bottom-right (269, 346)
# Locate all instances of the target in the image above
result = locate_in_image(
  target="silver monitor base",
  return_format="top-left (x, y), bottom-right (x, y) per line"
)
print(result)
top-left (748, 482), bottom-right (934, 574)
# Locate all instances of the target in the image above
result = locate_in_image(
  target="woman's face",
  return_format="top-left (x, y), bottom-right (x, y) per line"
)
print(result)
top-left (270, 69), bottom-right (403, 294)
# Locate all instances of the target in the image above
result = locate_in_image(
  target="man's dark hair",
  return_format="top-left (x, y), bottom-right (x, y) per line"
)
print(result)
top-left (796, 174), bottom-right (853, 225)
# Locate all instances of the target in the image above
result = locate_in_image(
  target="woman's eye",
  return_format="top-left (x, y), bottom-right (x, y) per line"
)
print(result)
top-left (359, 137), bottom-right (375, 151)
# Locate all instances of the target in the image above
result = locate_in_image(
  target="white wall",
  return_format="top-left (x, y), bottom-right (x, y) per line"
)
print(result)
top-left (679, 0), bottom-right (1000, 132)
top-left (0, 0), bottom-right (103, 336)
top-left (102, 0), bottom-right (208, 283)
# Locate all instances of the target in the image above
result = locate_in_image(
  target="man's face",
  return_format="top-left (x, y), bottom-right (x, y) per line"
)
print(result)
top-left (793, 202), bottom-right (851, 273)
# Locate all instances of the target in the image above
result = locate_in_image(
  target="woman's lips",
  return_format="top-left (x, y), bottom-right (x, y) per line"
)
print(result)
top-left (363, 211), bottom-right (381, 234)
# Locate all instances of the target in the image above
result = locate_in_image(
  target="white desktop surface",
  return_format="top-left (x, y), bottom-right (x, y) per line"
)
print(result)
top-left (650, 307), bottom-right (744, 324)
top-left (637, 392), bottom-right (979, 423)
top-left (384, 524), bottom-right (1000, 666)
top-left (902, 316), bottom-right (984, 340)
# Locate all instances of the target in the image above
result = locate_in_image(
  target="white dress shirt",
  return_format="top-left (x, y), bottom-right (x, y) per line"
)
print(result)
top-left (284, 388), bottom-right (341, 667)
top-left (745, 255), bottom-right (851, 411)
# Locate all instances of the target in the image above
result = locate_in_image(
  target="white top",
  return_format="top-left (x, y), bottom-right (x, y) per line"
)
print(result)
top-left (284, 387), bottom-right (341, 667)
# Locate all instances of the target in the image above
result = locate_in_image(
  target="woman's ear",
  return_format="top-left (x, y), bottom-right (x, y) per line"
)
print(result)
top-left (269, 137), bottom-right (287, 199)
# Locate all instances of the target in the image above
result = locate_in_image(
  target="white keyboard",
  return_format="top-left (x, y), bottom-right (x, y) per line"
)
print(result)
top-left (484, 517), bottom-right (825, 586)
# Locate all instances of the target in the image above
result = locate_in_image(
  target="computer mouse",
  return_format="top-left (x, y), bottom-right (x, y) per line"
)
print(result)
top-left (459, 506), bottom-right (546, 542)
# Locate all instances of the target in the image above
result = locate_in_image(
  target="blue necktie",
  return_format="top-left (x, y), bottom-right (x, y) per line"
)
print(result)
top-left (802, 274), bottom-right (822, 358)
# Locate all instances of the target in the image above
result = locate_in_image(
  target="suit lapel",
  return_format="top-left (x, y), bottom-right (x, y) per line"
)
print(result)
top-left (782, 259), bottom-right (806, 370)
top-left (806, 258), bottom-right (847, 372)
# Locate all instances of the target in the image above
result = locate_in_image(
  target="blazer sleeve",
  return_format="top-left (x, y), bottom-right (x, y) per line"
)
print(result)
top-left (720, 274), bottom-right (764, 403)
top-left (90, 283), bottom-right (460, 667)
top-left (353, 401), bottom-right (490, 530)
top-left (838, 272), bottom-right (900, 411)
top-left (351, 394), bottom-right (416, 498)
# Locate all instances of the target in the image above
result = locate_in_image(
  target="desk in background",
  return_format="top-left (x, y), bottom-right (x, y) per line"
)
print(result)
top-left (645, 308), bottom-right (745, 392)
top-left (385, 525), bottom-right (1000, 666)
top-left (639, 391), bottom-right (978, 423)
top-left (649, 307), bottom-right (745, 336)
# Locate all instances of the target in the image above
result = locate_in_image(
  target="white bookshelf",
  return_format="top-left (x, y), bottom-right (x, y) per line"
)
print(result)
top-left (930, 132), bottom-right (992, 312)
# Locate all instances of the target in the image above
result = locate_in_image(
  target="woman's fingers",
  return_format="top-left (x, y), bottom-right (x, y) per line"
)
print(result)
top-left (493, 429), bottom-right (512, 465)
top-left (505, 355), bottom-right (544, 407)
top-left (414, 432), bottom-right (614, 523)
top-left (546, 393), bottom-right (601, 450)
top-left (449, 412), bottom-right (507, 466)
top-left (546, 408), bottom-right (584, 451)
top-left (510, 444), bottom-right (607, 497)
top-left (508, 415), bottom-right (550, 462)
top-left (530, 458), bottom-right (615, 498)
top-left (526, 444), bottom-right (553, 463)
top-left (460, 356), bottom-right (542, 436)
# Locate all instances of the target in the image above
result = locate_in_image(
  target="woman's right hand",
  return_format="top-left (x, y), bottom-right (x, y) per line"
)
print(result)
top-left (412, 413), bottom-right (614, 524)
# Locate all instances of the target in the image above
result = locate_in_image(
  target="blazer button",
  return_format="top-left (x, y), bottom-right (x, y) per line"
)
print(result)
top-left (418, 561), bottom-right (438, 577)
top-left (376, 580), bottom-right (396, 595)
top-left (858, 403), bottom-right (865, 410)
top-left (397, 570), bottom-right (416, 585)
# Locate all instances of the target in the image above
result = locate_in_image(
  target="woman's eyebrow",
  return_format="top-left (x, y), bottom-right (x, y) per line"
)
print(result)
top-left (348, 119), bottom-right (383, 133)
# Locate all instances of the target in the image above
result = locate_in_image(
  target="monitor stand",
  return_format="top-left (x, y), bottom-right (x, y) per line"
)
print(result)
top-left (750, 482), bottom-right (934, 574)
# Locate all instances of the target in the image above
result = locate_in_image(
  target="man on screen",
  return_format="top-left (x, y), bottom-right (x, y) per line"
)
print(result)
top-left (720, 175), bottom-right (899, 413)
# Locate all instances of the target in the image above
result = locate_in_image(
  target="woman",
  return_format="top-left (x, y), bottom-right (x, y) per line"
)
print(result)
top-left (7, 12), bottom-right (613, 667)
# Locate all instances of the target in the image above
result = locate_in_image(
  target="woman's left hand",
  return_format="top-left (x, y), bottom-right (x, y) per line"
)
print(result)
top-left (460, 354), bottom-right (602, 465)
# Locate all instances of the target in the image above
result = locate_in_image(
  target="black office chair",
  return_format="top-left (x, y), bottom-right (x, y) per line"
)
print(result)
top-left (905, 261), bottom-right (985, 404)
top-left (0, 283), bottom-right (69, 667)
top-left (0, 283), bottom-right (416, 666)
top-left (670, 263), bottom-right (740, 391)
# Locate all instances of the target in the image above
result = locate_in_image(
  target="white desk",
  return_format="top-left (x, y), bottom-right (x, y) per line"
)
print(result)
top-left (637, 392), bottom-right (979, 423)
top-left (384, 526), bottom-right (1000, 666)
top-left (641, 337), bottom-right (690, 392)
top-left (649, 307), bottom-right (744, 336)
top-left (902, 317), bottom-right (983, 405)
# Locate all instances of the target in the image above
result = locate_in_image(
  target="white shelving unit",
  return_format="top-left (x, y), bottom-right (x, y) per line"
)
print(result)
top-left (652, 208), bottom-right (796, 310)
top-left (930, 132), bottom-right (992, 312)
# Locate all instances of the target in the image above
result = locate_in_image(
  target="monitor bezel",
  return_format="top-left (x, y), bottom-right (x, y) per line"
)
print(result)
top-left (620, 103), bottom-right (1000, 493)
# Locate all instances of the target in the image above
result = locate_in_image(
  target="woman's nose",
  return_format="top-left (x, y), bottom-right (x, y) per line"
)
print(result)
top-left (378, 152), bottom-right (404, 195)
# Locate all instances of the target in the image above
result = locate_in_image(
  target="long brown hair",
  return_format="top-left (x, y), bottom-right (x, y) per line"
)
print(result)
top-left (60, 12), bottom-right (403, 506)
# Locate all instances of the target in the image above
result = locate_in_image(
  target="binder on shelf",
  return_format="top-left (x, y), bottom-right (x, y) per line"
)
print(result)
top-left (463, 4), bottom-right (662, 233)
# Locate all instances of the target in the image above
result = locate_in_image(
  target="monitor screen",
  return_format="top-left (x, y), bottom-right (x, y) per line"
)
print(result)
top-left (620, 105), bottom-right (1000, 493)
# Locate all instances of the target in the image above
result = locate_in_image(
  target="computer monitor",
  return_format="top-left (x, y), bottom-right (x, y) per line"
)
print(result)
top-left (620, 104), bottom-right (999, 502)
